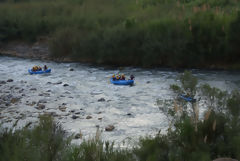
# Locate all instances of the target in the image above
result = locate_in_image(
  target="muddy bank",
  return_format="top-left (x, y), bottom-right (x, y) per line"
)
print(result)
top-left (0, 41), bottom-right (73, 62)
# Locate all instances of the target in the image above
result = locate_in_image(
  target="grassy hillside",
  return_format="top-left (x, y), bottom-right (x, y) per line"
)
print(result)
top-left (0, 0), bottom-right (240, 68)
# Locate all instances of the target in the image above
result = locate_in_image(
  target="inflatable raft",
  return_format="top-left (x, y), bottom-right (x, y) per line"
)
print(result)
top-left (28, 69), bottom-right (51, 74)
top-left (179, 94), bottom-right (196, 102)
top-left (110, 78), bottom-right (134, 85)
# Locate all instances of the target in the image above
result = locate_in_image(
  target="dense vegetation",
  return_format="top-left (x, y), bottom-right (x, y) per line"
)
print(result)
top-left (1, 71), bottom-right (240, 161)
top-left (1, 0), bottom-right (240, 68)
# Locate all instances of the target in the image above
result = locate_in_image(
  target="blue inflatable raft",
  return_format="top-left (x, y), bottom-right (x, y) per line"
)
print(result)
top-left (179, 94), bottom-right (196, 102)
top-left (110, 78), bottom-right (134, 85)
top-left (28, 69), bottom-right (51, 74)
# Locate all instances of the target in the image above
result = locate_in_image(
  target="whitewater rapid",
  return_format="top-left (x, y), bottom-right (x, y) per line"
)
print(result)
top-left (0, 56), bottom-right (239, 146)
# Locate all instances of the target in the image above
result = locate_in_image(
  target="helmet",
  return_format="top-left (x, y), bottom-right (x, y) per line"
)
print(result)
top-left (112, 74), bottom-right (115, 78)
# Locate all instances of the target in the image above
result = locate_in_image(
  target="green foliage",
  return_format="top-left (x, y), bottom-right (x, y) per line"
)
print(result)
top-left (0, 115), bottom-right (70, 161)
top-left (179, 71), bottom-right (198, 96)
top-left (0, 0), bottom-right (239, 68)
top-left (200, 84), bottom-right (228, 112)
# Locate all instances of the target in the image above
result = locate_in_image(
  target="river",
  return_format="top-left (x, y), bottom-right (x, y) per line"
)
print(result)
top-left (0, 56), bottom-right (240, 146)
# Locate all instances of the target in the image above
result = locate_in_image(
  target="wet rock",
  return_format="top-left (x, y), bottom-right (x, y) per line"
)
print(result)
top-left (19, 89), bottom-right (24, 93)
top-left (35, 104), bottom-right (45, 110)
top-left (64, 91), bottom-right (71, 94)
top-left (62, 103), bottom-right (67, 105)
top-left (127, 113), bottom-right (132, 116)
top-left (86, 115), bottom-right (92, 119)
top-left (46, 90), bottom-right (52, 92)
top-left (70, 110), bottom-right (75, 113)
top-left (25, 122), bottom-right (32, 128)
top-left (30, 101), bottom-right (36, 106)
top-left (60, 95), bottom-right (65, 97)
top-left (15, 87), bottom-right (20, 90)
top-left (59, 105), bottom-right (67, 112)
top-left (38, 99), bottom-right (47, 104)
top-left (20, 80), bottom-right (27, 84)
top-left (11, 97), bottom-right (20, 104)
top-left (98, 118), bottom-right (102, 120)
top-left (7, 79), bottom-right (13, 82)
top-left (30, 88), bottom-right (37, 91)
top-left (97, 112), bottom-right (102, 114)
top-left (21, 94), bottom-right (26, 96)
top-left (105, 125), bottom-right (115, 131)
top-left (55, 81), bottom-right (62, 84)
top-left (75, 111), bottom-right (81, 114)
top-left (72, 115), bottom-right (79, 119)
top-left (96, 125), bottom-right (100, 128)
top-left (5, 102), bottom-right (11, 106)
top-left (0, 81), bottom-right (6, 84)
top-left (46, 82), bottom-right (52, 84)
top-left (75, 133), bottom-right (82, 139)
top-left (39, 93), bottom-right (50, 97)
top-left (69, 68), bottom-right (74, 71)
top-left (146, 81), bottom-right (151, 84)
top-left (63, 84), bottom-right (69, 87)
top-left (98, 98), bottom-right (105, 102)
top-left (68, 96), bottom-right (74, 98)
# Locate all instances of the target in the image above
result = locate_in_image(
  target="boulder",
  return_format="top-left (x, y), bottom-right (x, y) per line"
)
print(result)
top-left (98, 98), bottom-right (105, 102)
top-left (75, 133), bottom-right (82, 139)
top-left (72, 115), bottom-right (79, 119)
top-left (7, 79), bottom-right (13, 82)
top-left (105, 125), bottom-right (115, 131)
top-left (86, 115), bottom-right (92, 119)
top-left (35, 104), bottom-right (45, 110)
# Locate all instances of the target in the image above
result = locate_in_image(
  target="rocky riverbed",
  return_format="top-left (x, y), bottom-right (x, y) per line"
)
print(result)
top-left (0, 56), bottom-right (240, 146)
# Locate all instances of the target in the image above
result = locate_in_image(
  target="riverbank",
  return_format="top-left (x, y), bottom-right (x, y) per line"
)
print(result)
top-left (1, 40), bottom-right (240, 70)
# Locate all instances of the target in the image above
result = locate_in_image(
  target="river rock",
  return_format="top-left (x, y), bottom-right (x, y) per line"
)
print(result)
top-left (55, 81), bottom-right (62, 85)
top-left (0, 81), bottom-right (6, 84)
top-left (35, 104), bottom-right (45, 110)
top-left (72, 115), bottom-right (79, 119)
top-left (86, 115), bottom-right (92, 119)
top-left (38, 99), bottom-right (47, 104)
top-left (11, 97), bottom-right (20, 104)
top-left (59, 105), bottom-right (67, 112)
top-left (75, 133), bottom-right (82, 139)
top-left (105, 125), bottom-right (115, 131)
top-left (69, 68), bottom-right (74, 71)
top-left (63, 84), bottom-right (69, 87)
top-left (98, 98), bottom-right (105, 102)
top-left (7, 79), bottom-right (13, 82)
top-left (39, 93), bottom-right (50, 97)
